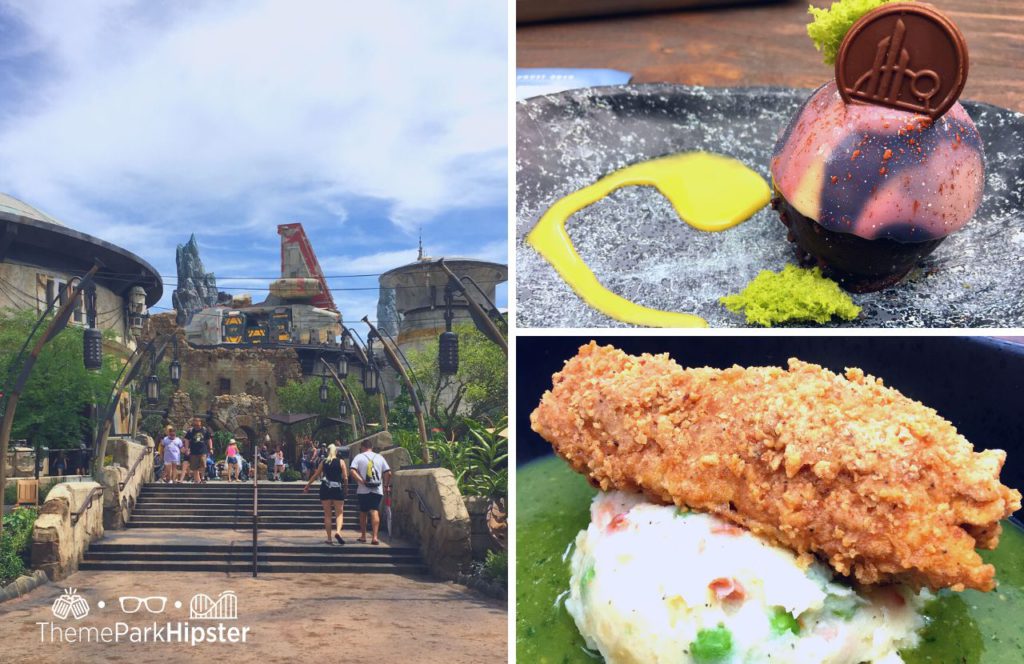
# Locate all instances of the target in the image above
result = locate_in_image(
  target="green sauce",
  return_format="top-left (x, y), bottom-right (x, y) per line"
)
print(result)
top-left (517, 455), bottom-right (1024, 663)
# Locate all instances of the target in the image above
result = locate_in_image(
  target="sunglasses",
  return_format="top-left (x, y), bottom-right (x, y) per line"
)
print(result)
top-left (118, 596), bottom-right (167, 614)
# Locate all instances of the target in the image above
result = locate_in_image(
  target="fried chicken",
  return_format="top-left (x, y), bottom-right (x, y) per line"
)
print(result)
top-left (530, 342), bottom-right (1022, 592)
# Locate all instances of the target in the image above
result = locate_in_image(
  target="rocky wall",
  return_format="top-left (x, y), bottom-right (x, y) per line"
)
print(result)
top-left (463, 496), bottom-right (498, 560)
top-left (100, 437), bottom-right (154, 529)
top-left (391, 467), bottom-right (472, 580)
top-left (343, 430), bottom-right (394, 461)
top-left (30, 482), bottom-right (105, 581)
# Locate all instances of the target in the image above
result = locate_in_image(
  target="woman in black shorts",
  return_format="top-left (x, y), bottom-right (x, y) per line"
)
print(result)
top-left (303, 443), bottom-right (348, 545)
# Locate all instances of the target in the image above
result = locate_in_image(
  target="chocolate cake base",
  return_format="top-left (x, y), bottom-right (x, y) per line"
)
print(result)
top-left (773, 194), bottom-right (945, 293)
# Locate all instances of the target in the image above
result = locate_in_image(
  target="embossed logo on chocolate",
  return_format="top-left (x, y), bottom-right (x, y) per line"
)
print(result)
top-left (836, 2), bottom-right (968, 119)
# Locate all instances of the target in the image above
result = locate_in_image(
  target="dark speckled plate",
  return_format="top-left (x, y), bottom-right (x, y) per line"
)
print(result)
top-left (516, 85), bottom-right (1024, 328)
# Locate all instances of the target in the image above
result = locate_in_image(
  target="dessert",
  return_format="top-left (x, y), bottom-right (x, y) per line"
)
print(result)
top-left (770, 1), bottom-right (985, 291)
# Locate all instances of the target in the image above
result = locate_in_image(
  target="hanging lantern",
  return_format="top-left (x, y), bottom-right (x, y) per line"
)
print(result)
top-left (439, 331), bottom-right (459, 376)
top-left (319, 376), bottom-right (329, 403)
top-left (362, 364), bottom-right (379, 395)
top-left (145, 373), bottom-right (160, 405)
top-left (338, 399), bottom-right (348, 417)
top-left (337, 352), bottom-right (349, 379)
top-left (169, 358), bottom-right (182, 386)
top-left (83, 328), bottom-right (103, 371)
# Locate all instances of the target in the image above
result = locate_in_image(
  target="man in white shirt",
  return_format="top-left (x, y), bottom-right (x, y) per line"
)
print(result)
top-left (350, 440), bottom-right (391, 545)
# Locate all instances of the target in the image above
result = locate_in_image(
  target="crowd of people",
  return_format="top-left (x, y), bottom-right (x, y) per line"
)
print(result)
top-left (155, 422), bottom-right (392, 545)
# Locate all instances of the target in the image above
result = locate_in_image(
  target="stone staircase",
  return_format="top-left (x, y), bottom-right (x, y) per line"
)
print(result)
top-left (80, 481), bottom-right (425, 574)
top-left (127, 481), bottom-right (360, 529)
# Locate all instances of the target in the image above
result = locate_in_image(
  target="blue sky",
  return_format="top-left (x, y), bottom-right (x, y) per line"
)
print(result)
top-left (0, 0), bottom-right (508, 332)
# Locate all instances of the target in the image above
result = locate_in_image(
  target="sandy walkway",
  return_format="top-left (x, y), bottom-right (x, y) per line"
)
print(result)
top-left (0, 570), bottom-right (507, 663)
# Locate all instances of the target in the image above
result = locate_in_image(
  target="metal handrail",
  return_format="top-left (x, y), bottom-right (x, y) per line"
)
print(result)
top-left (70, 486), bottom-right (105, 526)
top-left (405, 487), bottom-right (441, 527)
top-left (252, 437), bottom-right (258, 578)
top-left (117, 446), bottom-right (153, 491)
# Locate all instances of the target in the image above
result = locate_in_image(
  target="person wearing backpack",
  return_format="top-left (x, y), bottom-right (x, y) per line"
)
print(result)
top-left (303, 443), bottom-right (349, 545)
top-left (350, 440), bottom-right (391, 545)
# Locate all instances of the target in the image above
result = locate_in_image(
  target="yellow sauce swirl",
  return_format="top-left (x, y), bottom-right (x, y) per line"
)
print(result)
top-left (526, 152), bottom-right (771, 328)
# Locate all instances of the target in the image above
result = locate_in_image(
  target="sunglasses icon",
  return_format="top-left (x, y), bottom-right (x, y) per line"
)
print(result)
top-left (118, 596), bottom-right (167, 614)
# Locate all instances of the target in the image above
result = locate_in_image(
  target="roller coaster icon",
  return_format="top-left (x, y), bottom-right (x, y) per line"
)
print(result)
top-left (189, 590), bottom-right (238, 620)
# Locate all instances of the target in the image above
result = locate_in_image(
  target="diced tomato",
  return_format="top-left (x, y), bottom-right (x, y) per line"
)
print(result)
top-left (709, 577), bottom-right (746, 602)
top-left (608, 513), bottom-right (629, 532)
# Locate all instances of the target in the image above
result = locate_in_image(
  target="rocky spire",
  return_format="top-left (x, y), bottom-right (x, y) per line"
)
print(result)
top-left (171, 234), bottom-right (220, 325)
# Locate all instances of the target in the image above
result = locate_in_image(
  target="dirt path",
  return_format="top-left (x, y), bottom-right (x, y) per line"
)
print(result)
top-left (0, 570), bottom-right (507, 663)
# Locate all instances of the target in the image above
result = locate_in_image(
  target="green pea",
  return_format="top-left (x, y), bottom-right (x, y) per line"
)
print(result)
top-left (824, 593), bottom-right (861, 620)
top-left (770, 606), bottom-right (800, 635)
top-left (690, 624), bottom-right (733, 662)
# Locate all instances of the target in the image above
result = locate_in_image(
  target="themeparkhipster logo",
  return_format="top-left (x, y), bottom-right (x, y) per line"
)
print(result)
top-left (37, 587), bottom-right (251, 646)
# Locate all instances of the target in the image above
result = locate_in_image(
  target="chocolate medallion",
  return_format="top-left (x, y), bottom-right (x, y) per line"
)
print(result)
top-left (835, 2), bottom-right (968, 119)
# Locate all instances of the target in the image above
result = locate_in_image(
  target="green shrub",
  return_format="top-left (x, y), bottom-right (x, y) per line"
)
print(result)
top-left (427, 415), bottom-right (507, 501)
top-left (391, 429), bottom-right (426, 465)
top-left (0, 507), bottom-right (39, 586)
top-left (281, 469), bottom-right (302, 482)
top-left (212, 431), bottom-right (234, 459)
top-left (482, 549), bottom-right (507, 587)
top-left (2, 483), bottom-right (14, 506)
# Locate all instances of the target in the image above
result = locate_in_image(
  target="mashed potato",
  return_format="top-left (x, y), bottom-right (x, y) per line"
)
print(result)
top-left (566, 492), bottom-right (929, 664)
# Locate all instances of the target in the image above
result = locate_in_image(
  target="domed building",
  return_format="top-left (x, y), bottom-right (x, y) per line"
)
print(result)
top-left (0, 193), bottom-right (162, 450)
top-left (0, 193), bottom-right (162, 344)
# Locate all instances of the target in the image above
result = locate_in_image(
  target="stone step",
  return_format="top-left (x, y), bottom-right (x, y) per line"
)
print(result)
top-left (130, 508), bottom-right (327, 514)
top-left (142, 485), bottom-right (346, 489)
top-left (85, 551), bottom-right (416, 563)
top-left (131, 515), bottom-right (357, 523)
top-left (78, 561), bottom-right (429, 574)
top-left (88, 543), bottom-right (418, 555)
top-left (126, 520), bottom-right (360, 529)
top-left (134, 500), bottom-right (329, 506)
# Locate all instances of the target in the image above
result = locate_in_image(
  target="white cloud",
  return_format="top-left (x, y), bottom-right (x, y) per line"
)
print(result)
top-left (318, 239), bottom-right (507, 275)
top-left (0, 0), bottom-right (507, 243)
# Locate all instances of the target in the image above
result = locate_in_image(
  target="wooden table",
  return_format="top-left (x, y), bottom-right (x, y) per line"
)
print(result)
top-left (518, 0), bottom-right (1024, 112)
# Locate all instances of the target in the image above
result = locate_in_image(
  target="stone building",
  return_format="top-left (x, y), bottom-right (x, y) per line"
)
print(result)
top-left (0, 192), bottom-right (162, 438)
top-left (377, 248), bottom-right (507, 356)
top-left (148, 313), bottom-right (302, 417)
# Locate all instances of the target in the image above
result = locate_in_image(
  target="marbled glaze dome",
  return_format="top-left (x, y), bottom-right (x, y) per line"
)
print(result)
top-left (771, 81), bottom-right (985, 242)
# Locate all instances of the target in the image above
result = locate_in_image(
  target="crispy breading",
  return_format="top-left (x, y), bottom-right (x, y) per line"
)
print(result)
top-left (530, 342), bottom-right (1022, 592)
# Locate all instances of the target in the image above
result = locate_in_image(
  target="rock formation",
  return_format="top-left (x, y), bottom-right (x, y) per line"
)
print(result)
top-left (171, 234), bottom-right (221, 324)
top-left (376, 286), bottom-right (400, 338)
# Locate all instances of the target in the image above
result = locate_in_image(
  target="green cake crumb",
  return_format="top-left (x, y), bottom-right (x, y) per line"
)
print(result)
top-left (807, 0), bottom-right (908, 65)
top-left (720, 265), bottom-right (861, 327)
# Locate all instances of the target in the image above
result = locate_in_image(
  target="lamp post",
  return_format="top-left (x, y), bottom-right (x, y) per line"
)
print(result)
top-left (145, 345), bottom-right (160, 406)
top-left (439, 281), bottom-right (459, 377)
top-left (92, 334), bottom-right (172, 479)
top-left (318, 357), bottom-right (364, 437)
top-left (169, 336), bottom-right (182, 387)
top-left (336, 336), bottom-right (349, 379)
top-left (362, 332), bottom-right (388, 430)
top-left (437, 258), bottom-right (507, 355)
top-left (83, 282), bottom-right (103, 371)
top-left (0, 264), bottom-right (100, 536)
top-left (362, 316), bottom-right (429, 461)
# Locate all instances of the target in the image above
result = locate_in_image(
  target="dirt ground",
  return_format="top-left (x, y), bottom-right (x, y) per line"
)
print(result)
top-left (0, 570), bottom-right (507, 663)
